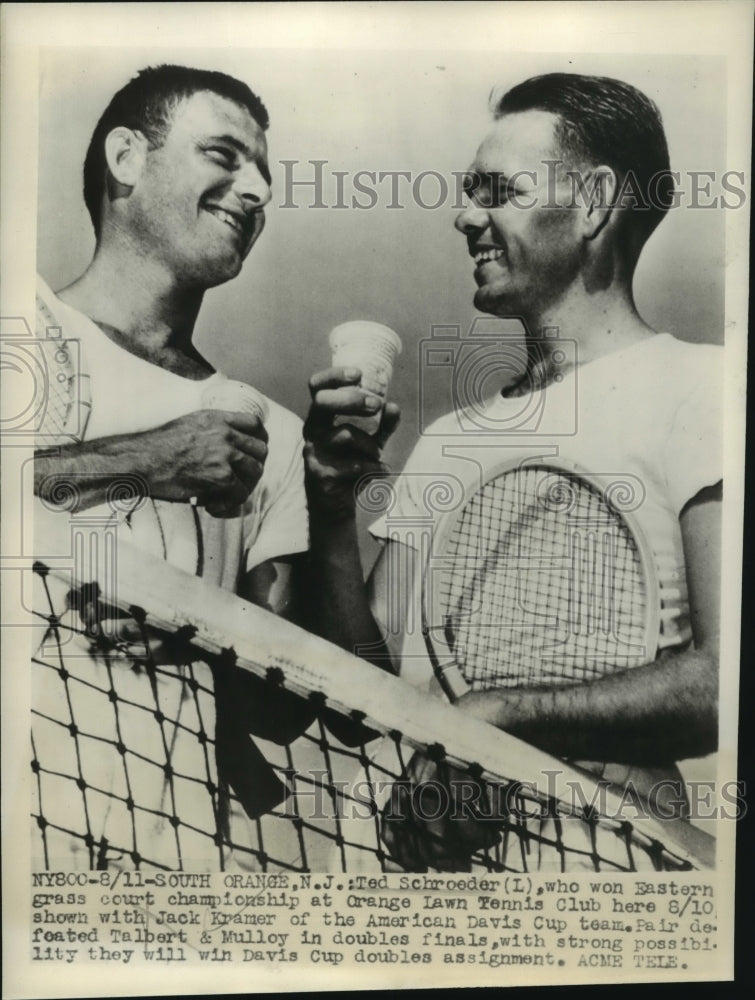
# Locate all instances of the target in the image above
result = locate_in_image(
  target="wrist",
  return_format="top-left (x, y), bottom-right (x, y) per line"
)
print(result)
top-left (457, 686), bottom-right (539, 734)
top-left (457, 690), bottom-right (500, 726)
top-left (308, 509), bottom-right (359, 551)
top-left (305, 484), bottom-right (359, 530)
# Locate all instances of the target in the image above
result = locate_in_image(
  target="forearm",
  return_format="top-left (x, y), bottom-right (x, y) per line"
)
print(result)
top-left (459, 646), bottom-right (718, 764)
top-left (34, 434), bottom-right (154, 511)
top-left (34, 408), bottom-right (264, 513)
top-left (306, 514), bottom-right (394, 672)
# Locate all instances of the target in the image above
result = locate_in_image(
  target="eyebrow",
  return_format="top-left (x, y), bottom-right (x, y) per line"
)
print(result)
top-left (466, 169), bottom-right (512, 186)
top-left (203, 133), bottom-right (272, 185)
top-left (463, 170), bottom-right (513, 201)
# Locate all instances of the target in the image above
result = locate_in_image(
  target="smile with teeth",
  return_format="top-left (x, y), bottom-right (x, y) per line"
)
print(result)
top-left (474, 248), bottom-right (505, 265)
top-left (206, 206), bottom-right (245, 235)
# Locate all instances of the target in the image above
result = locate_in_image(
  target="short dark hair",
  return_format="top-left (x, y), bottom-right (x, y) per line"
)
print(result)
top-left (83, 64), bottom-right (270, 236)
top-left (492, 73), bottom-right (674, 242)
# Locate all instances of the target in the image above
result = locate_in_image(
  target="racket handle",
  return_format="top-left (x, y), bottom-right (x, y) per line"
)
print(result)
top-left (434, 659), bottom-right (471, 703)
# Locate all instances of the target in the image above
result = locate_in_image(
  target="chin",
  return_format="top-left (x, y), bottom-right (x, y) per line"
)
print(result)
top-left (192, 254), bottom-right (244, 288)
top-left (473, 284), bottom-right (515, 317)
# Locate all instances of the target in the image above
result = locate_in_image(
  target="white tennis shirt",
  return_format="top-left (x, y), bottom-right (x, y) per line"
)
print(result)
top-left (370, 332), bottom-right (723, 662)
top-left (36, 275), bottom-right (309, 582)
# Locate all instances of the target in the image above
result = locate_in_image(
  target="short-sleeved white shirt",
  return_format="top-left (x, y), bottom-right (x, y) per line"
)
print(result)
top-left (364, 333), bottom-right (722, 799)
top-left (370, 333), bottom-right (723, 686)
top-left (36, 276), bottom-right (309, 581)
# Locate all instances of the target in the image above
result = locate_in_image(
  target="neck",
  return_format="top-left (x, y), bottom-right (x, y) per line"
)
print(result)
top-left (57, 242), bottom-right (205, 360)
top-left (523, 282), bottom-right (656, 377)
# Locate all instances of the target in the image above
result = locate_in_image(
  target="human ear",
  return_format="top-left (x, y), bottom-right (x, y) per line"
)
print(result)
top-left (103, 127), bottom-right (147, 187)
top-left (581, 165), bottom-right (618, 240)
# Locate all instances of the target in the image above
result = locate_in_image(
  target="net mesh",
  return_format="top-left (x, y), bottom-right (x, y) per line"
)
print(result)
top-left (28, 552), bottom-right (708, 875)
top-left (430, 467), bottom-right (652, 690)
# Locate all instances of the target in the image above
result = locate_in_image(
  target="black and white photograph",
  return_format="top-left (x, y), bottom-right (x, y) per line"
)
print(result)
top-left (1, 1), bottom-right (750, 993)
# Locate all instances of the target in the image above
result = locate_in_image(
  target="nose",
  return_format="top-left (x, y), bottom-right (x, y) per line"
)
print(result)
top-left (233, 161), bottom-right (272, 209)
top-left (454, 202), bottom-right (489, 236)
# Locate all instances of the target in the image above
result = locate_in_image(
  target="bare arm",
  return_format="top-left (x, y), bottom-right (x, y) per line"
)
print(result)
top-left (34, 409), bottom-right (268, 515)
top-left (50, 409), bottom-right (269, 663)
top-left (456, 483), bottom-right (722, 764)
top-left (302, 368), bottom-right (400, 672)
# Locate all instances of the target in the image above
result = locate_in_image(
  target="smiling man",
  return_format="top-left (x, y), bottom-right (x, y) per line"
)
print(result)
top-left (304, 73), bottom-right (722, 870)
top-left (32, 66), bottom-right (309, 870)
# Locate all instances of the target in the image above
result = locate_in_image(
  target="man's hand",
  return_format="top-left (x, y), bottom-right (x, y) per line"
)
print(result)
top-left (303, 367), bottom-right (400, 524)
top-left (35, 409), bottom-right (268, 516)
top-left (381, 751), bottom-right (502, 872)
top-left (140, 409), bottom-right (268, 513)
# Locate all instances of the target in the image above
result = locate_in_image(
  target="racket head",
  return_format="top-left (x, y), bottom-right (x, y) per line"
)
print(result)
top-left (35, 291), bottom-right (91, 445)
top-left (421, 457), bottom-right (661, 702)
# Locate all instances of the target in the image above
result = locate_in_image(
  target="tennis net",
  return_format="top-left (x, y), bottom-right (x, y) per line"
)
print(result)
top-left (28, 509), bottom-right (714, 874)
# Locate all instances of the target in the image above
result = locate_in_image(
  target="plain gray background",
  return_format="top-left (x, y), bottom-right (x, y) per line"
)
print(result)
top-left (38, 48), bottom-right (727, 499)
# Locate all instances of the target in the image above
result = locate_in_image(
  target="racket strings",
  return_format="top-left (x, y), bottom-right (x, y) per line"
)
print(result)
top-left (436, 469), bottom-right (650, 689)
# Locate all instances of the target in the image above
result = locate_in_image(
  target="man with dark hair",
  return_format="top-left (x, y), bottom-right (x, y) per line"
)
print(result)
top-left (303, 73), bottom-right (722, 870)
top-left (491, 72), bottom-right (675, 244)
top-left (36, 64), bottom-right (279, 518)
top-left (82, 65), bottom-right (270, 237)
top-left (33, 65), bottom-right (309, 870)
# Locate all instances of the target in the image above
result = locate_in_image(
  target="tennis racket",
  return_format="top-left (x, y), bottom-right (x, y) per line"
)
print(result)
top-left (379, 456), bottom-right (699, 871)
top-left (35, 290), bottom-right (91, 445)
top-left (422, 457), bottom-right (685, 701)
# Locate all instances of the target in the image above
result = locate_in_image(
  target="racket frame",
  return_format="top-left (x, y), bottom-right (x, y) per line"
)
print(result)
top-left (421, 456), bottom-right (662, 703)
